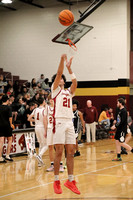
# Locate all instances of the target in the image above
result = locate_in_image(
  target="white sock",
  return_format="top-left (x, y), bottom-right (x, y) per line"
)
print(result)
top-left (55, 175), bottom-right (59, 181)
top-left (68, 174), bottom-right (74, 182)
top-left (39, 145), bottom-right (48, 157)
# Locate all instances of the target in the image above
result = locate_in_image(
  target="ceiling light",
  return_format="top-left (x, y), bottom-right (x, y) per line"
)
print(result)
top-left (1, 0), bottom-right (13, 4)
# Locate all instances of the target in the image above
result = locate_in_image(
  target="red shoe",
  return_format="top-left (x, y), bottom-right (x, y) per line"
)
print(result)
top-left (53, 180), bottom-right (62, 194)
top-left (112, 157), bottom-right (122, 161)
top-left (64, 180), bottom-right (80, 194)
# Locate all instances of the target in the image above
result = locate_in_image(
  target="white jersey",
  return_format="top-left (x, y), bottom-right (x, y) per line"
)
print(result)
top-left (31, 106), bottom-right (47, 128)
top-left (51, 85), bottom-right (74, 119)
top-left (46, 105), bottom-right (54, 129)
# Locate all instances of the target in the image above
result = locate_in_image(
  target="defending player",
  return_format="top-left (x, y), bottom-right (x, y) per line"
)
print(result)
top-left (51, 54), bottom-right (80, 194)
top-left (28, 96), bottom-right (48, 167)
top-left (72, 99), bottom-right (85, 157)
top-left (111, 98), bottom-right (133, 161)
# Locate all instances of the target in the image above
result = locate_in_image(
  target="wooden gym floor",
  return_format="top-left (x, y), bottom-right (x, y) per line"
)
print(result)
top-left (0, 138), bottom-right (133, 200)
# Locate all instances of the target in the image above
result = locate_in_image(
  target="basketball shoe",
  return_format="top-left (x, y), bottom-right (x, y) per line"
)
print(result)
top-left (38, 162), bottom-right (42, 167)
top-left (64, 180), bottom-right (80, 194)
top-left (0, 157), bottom-right (7, 163)
top-left (5, 156), bottom-right (13, 162)
top-left (36, 155), bottom-right (44, 165)
top-left (112, 157), bottom-right (122, 161)
top-left (74, 151), bottom-right (80, 157)
top-left (121, 147), bottom-right (128, 155)
top-left (53, 180), bottom-right (62, 194)
top-left (47, 165), bottom-right (54, 172)
top-left (59, 165), bottom-right (64, 172)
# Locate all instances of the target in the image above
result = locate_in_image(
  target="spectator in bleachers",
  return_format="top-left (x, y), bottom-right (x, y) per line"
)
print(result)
top-left (0, 86), bottom-right (4, 94)
top-left (39, 89), bottom-right (49, 101)
top-left (6, 87), bottom-right (13, 97)
top-left (21, 85), bottom-right (28, 96)
top-left (32, 92), bottom-right (40, 105)
top-left (106, 107), bottom-right (114, 127)
top-left (9, 94), bottom-right (15, 105)
top-left (31, 78), bottom-right (37, 87)
top-left (0, 75), bottom-right (7, 87)
top-left (24, 102), bottom-right (35, 128)
top-left (98, 107), bottom-right (110, 129)
top-left (15, 97), bottom-right (27, 127)
top-left (37, 74), bottom-right (45, 86)
top-left (13, 80), bottom-right (21, 98)
top-left (25, 82), bottom-right (31, 91)
top-left (28, 83), bottom-right (38, 98)
top-left (41, 78), bottom-right (50, 92)
top-left (4, 80), bottom-right (13, 94)
top-left (23, 93), bottom-right (31, 104)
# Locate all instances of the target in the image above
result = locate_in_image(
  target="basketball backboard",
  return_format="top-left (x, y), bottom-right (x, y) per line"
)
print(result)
top-left (52, 22), bottom-right (93, 45)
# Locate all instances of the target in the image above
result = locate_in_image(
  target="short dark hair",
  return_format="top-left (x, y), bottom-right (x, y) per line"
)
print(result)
top-left (72, 99), bottom-right (79, 108)
top-left (51, 74), bottom-right (66, 84)
top-left (118, 98), bottom-right (125, 106)
top-left (32, 83), bottom-right (37, 88)
top-left (29, 102), bottom-right (35, 107)
top-left (22, 97), bottom-right (27, 103)
top-left (44, 78), bottom-right (49, 84)
top-left (10, 94), bottom-right (14, 98)
top-left (37, 97), bottom-right (45, 105)
top-left (2, 95), bottom-right (9, 102)
top-left (119, 96), bottom-right (126, 100)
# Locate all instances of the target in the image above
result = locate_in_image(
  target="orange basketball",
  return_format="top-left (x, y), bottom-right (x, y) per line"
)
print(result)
top-left (58, 10), bottom-right (74, 26)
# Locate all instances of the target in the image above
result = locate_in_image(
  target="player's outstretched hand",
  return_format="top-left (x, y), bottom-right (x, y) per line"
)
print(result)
top-left (66, 56), bottom-right (73, 70)
top-left (61, 54), bottom-right (67, 62)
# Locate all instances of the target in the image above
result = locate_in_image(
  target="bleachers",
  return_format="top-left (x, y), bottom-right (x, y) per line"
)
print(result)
top-left (0, 68), bottom-right (27, 86)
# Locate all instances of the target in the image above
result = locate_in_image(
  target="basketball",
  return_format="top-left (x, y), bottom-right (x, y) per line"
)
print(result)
top-left (58, 10), bottom-right (74, 26)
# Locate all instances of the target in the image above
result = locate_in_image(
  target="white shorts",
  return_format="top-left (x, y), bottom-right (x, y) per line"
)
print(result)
top-left (35, 127), bottom-right (47, 145)
top-left (47, 128), bottom-right (53, 146)
top-left (53, 118), bottom-right (76, 145)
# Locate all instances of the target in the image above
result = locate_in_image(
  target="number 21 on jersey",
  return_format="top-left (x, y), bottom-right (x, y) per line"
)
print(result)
top-left (63, 97), bottom-right (70, 108)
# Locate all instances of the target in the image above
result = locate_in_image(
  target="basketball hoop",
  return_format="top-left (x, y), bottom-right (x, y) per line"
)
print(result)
top-left (66, 38), bottom-right (77, 51)
top-left (52, 22), bottom-right (93, 46)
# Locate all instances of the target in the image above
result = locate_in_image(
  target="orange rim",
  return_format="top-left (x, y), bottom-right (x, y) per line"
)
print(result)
top-left (66, 38), bottom-right (77, 51)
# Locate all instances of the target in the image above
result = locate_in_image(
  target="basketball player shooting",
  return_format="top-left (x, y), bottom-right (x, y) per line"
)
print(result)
top-left (51, 54), bottom-right (80, 194)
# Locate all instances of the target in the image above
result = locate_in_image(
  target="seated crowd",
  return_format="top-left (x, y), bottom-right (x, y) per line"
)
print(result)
top-left (98, 107), bottom-right (114, 129)
top-left (0, 74), bottom-right (51, 129)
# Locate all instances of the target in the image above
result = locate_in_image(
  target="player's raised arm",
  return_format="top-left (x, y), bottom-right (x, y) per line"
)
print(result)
top-left (53, 54), bottom-right (67, 90)
top-left (66, 57), bottom-right (77, 95)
